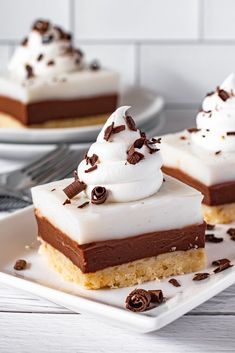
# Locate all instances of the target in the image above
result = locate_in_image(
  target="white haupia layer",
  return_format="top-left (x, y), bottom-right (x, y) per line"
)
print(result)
top-left (161, 131), bottom-right (235, 186)
top-left (31, 175), bottom-right (203, 245)
top-left (0, 70), bottom-right (119, 104)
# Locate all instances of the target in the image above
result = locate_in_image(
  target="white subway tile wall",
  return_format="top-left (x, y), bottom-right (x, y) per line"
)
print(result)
top-left (0, 0), bottom-right (234, 130)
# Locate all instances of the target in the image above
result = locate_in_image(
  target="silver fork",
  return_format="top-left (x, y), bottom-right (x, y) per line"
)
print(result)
top-left (0, 144), bottom-right (87, 212)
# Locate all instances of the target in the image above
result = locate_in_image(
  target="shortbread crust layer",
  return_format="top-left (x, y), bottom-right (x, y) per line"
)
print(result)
top-left (39, 241), bottom-right (206, 289)
top-left (202, 202), bottom-right (235, 224)
top-left (162, 166), bottom-right (235, 206)
top-left (35, 210), bottom-right (205, 273)
top-left (0, 94), bottom-right (118, 126)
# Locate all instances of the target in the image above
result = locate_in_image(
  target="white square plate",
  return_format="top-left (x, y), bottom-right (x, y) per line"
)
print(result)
top-left (0, 206), bottom-right (235, 333)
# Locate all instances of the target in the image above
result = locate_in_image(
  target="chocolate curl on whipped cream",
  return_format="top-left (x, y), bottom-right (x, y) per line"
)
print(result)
top-left (63, 178), bottom-right (86, 200)
top-left (85, 153), bottom-right (99, 166)
top-left (25, 64), bottom-right (34, 79)
top-left (126, 289), bottom-right (151, 312)
top-left (217, 87), bottom-right (230, 101)
top-left (32, 19), bottom-right (50, 34)
top-left (91, 186), bottom-right (108, 204)
top-left (103, 122), bottom-right (126, 141)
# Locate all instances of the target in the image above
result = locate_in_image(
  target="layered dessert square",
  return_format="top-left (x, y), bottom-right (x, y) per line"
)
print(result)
top-left (32, 106), bottom-right (206, 289)
top-left (161, 74), bottom-right (235, 224)
top-left (0, 20), bottom-right (119, 128)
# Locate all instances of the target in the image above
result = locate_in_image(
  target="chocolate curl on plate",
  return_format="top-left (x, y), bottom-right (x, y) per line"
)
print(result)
top-left (148, 289), bottom-right (164, 303)
top-left (91, 186), bottom-right (108, 204)
top-left (126, 289), bottom-right (151, 312)
top-left (193, 273), bottom-right (210, 281)
top-left (63, 180), bottom-right (86, 199)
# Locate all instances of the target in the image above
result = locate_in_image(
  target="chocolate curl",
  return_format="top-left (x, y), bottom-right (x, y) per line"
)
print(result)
top-left (227, 228), bottom-right (235, 236)
top-left (125, 115), bottom-right (137, 131)
top-left (91, 186), bottom-right (108, 205)
top-left (168, 278), bottom-right (181, 287)
top-left (25, 64), bottom-right (34, 79)
top-left (63, 180), bottom-right (86, 199)
top-left (104, 122), bottom-right (114, 141)
top-left (14, 259), bottom-right (27, 271)
top-left (85, 153), bottom-right (99, 166)
top-left (205, 234), bottom-right (223, 243)
top-left (126, 289), bottom-right (151, 312)
top-left (32, 19), bottom-right (50, 33)
top-left (212, 258), bottom-right (231, 267)
top-left (127, 147), bottom-right (144, 165)
top-left (213, 259), bottom-right (233, 273)
top-left (187, 128), bottom-right (200, 133)
top-left (217, 87), bottom-right (230, 101)
top-left (148, 289), bottom-right (164, 303)
top-left (193, 273), bottom-right (210, 281)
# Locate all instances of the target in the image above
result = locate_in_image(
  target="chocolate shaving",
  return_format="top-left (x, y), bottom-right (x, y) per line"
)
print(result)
top-left (213, 260), bottom-right (233, 273)
top-left (217, 88), bottom-right (230, 101)
top-left (127, 150), bottom-right (144, 165)
top-left (90, 60), bottom-right (101, 71)
top-left (42, 34), bottom-right (54, 44)
top-left (14, 259), bottom-right (27, 271)
top-left (25, 64), bottom-right (34, 79)
top-left (133, 137), bottom-right (145, 149)
top-left (227, 228), bottom-right (235, 237)
top-left (91, 186), bottom-right (108, 205)
top-left (126, 289), bottom-right (151, 312)
top-left (50, 188), bottom-right (56, 192)
top-left (226, 131), bottom-right (235, 136)
top-left (86, 153), bottom-right (99, 166)
top-left (37, 54), bottom-right (44, 61)
top-left (47, 60), bottom-right (55, 66)
top-left (32, 20), bottom-right (50, 34)
top-left (104, 122), bottom-right (114, 141)
top-left (180, 136), bottom-right (186, 140)
top-left (168, 278), bottom-right (181, 287)
top-left (63, 180), bottom-right (86, 199)
top-left (113, 125), bottom-right (126, 134)
top-left (54, 26), bottom-right (72, 41)
top-left (78, 201), bottom-right (89, 209)
top-left (206, 223), bottom-right (215, 230)
top-left (212, 258), bottom-right (231, 267)
top-left (187, 128), bottom-right (200, 133)
top-left (215, 150), bottom-right (221, 155)
top-left (148, 137), bottom-right (161, 144)
top-left (125, 115), bottom-right (137, 131)
top-left (74, 170), bottom-right (79, 181)
top-left (140, 130), bottom-right (146, 139)
top-left (193, 273), bottom-right (210, 281)
top-left (148, 289), bottom-right (164, 303)
top-left (21, 37), bottom-right (28, 46)
top-left (205, 233), bottom-right (223, 243)
top-left (206, 91), bottom-right (214, 97)
top-left (63, 198), bottom-right (71, 205)
top-left (85, 165), bottom-right (98, 173)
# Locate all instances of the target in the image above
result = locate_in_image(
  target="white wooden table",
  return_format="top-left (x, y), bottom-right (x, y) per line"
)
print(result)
top-left (1, 116), bottom-right (235, 352)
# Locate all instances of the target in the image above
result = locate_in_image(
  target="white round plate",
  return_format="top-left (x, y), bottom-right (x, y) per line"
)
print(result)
top-left (0, 86), bottom-right (164, 144)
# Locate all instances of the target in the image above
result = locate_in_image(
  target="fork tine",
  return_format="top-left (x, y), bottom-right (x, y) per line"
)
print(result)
top-left (33, 151), bottom-right (80, 184)
top-left (22, 144), bottom-right (68, 174)
top-left (30, 149), bottom-right (73, 181)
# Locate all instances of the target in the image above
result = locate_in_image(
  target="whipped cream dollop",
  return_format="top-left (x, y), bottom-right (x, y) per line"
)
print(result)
top-left (77, 106), bottom-right (163, 203)
top-left (191, 73), bottom-right (235, 152)
top-left (8, 19), bottom-right (84, 80)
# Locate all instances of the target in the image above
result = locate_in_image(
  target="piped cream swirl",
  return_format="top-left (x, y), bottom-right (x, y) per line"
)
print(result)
top-left (8, 19), bottom-right (84, 80)
top-left (192, 73), bottom-right (235, 152)
top-left (78, 106), bottom-right (163, 202)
